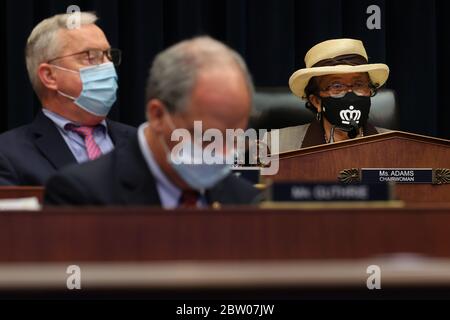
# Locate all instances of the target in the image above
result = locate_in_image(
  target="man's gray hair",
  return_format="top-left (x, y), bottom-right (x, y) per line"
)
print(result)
top-left (25, 12), bottom-right (98, 97)
top-left (145, 36), bottom-right (254, 113)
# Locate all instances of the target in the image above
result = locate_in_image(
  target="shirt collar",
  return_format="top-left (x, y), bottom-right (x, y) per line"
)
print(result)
top-left (137, 123), bottom-right (182, 203)
top-left (42, 108), bottom-right (108, 132)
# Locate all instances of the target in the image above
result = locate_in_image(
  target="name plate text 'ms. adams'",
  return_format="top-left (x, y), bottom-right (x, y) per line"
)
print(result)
top-left (339, 168), bottom-right (450, 185)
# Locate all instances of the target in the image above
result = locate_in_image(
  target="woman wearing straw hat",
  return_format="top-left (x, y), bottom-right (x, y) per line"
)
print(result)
top-left (268, 38), bottom-right (390, 153)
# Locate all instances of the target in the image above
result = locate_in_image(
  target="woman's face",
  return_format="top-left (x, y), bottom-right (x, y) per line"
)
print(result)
top-left (310, 72), bottom-right (371, 112)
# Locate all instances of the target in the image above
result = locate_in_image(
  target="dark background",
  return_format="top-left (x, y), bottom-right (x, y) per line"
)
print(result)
top-left (1, 0), bottom-right (449, 139)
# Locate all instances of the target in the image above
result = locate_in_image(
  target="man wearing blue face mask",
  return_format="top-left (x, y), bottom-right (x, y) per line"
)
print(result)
top-left (44, 36), bottom-right (260, 208)
top-left (0, 12), bottom-right (136, 186)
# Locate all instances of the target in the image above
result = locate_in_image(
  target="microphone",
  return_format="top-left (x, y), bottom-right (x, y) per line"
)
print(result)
top-left (337, 120), bottom-right (359, 139)
top-left (347, 120), bottom-right (359, 139)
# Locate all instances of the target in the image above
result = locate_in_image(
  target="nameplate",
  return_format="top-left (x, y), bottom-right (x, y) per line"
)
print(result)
top-left (270, 183), bottom-right (392, 202)
top-left (339, 168), bottom-right (450, 185)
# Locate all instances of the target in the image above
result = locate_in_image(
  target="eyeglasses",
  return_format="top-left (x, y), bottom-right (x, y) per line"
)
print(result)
top-left (321, 82), bottom-right (376, 98)
top-left (47, 48), bottom-right (122, 66)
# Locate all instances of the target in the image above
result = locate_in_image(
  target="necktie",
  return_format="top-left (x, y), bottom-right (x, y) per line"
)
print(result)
top-left (66, 124), bottom-right (103, 160)
top-left (179, 190), bottom-right (200, 208)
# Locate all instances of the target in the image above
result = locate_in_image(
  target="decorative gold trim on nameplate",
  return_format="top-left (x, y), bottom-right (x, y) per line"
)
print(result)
top-left (338, 168), bottom-right (361, 184)
top-left (254, 184), bottom-right (267, 191)
top-left (211, 202), bottom-right (222, 210)
top-left (259, 201), bottom-right (405, 210)
top-left (433, 168), bottom-right (450, 185)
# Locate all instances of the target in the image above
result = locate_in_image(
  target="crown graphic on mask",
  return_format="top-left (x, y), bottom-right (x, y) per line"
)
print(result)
top-left (340, 106), bottom-right (362, 125)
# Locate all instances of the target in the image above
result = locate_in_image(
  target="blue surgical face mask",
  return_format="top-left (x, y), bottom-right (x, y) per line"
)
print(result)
top-left (159, 115), bottom-right (234, 191)
top-left (53, 62), bottom-right (118, 117)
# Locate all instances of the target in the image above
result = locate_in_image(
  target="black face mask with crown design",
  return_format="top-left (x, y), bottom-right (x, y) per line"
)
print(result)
top-left (320, 92), bottom-right (371, 138)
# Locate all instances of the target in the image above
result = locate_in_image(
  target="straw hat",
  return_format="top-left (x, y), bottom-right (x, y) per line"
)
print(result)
top-left (289, 38), bottom-right (390, 98)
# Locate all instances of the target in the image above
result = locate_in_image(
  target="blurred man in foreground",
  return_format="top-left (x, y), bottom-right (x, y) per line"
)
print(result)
top-left (45, 36), bottom-right (260, 207)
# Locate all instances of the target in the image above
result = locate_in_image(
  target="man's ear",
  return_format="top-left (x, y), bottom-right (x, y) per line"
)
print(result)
top-left (147, 99), bottom-right (167, 134)
top-left (309, 94), bottom-right (322, 113)
top-left (37, 63), bottom-right (58, 91)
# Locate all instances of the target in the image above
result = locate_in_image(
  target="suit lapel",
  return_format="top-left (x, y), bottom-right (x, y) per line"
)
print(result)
top-left (107, 120), bottom-right (134, 149)
top-left (205, 177), bottom-right (231, 206)
top-left (31, 113), bottom-right (133, 171)
top-left (115, 136), bottom-right (162, 206)
top-left (302, 120), bottom-right (326, 148)
top-left (31, 111), bottom-right (76, 170)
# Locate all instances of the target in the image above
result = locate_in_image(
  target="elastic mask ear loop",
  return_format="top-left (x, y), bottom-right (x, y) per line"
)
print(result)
top-left (159, 135), bottom-right (171, 155)
top-left (158, 111), bottom-right (178, 154)
top-left (52, 65), bottom-right (80, 101)
top-left (51, 64), bottom-right (79, 74)
top-left (57, 90), bottom-right (76, 101)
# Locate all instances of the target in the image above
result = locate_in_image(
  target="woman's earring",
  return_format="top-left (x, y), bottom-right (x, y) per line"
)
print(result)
top-left (316, 112), bottom-right (322, 122)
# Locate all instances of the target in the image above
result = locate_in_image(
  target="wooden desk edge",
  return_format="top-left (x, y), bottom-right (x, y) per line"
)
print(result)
top-left (1, 259), bottom-right (450, 290)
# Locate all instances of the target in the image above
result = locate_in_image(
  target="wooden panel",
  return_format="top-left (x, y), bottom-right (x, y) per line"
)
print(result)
top-left (0, 206), bottom-right (450, 262)
top-left (268, 132), bottom-right (450, 202)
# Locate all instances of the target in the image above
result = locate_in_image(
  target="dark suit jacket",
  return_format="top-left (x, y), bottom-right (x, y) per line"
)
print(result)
top-left (44, 135), bottom-right (261, 206)
top-left (0, 110), bottom-right (136, 186)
